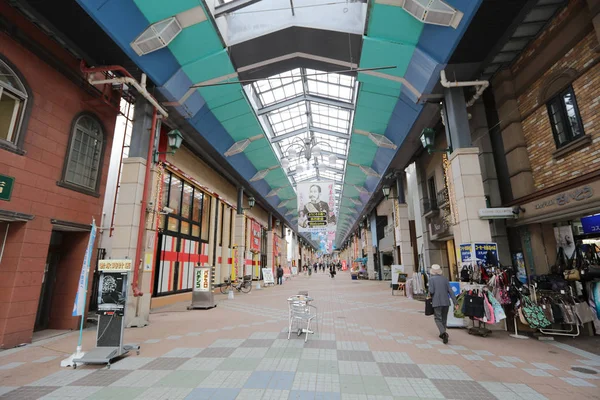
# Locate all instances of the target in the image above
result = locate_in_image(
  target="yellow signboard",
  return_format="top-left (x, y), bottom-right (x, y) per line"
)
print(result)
top-left (98, 259), bottom-right (133, 271)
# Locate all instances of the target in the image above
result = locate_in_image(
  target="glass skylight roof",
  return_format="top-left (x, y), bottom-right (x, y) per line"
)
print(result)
top-left (247, 68), bottom-right (357, 224)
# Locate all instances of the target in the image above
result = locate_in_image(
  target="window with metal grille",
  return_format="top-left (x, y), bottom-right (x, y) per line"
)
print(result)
top-left (63, 114), bottom-right (104, 192)
top-left (0, 59), bottom-right (29, 149)
top-left (546, 86), bottom-right (585, 148)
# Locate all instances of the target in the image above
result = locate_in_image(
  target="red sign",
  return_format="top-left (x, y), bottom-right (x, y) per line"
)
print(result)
top-left (250, 221), bottom-right (261, 252)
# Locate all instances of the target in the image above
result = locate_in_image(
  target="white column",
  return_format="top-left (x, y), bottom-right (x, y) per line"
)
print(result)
top-left (449, 148), bottom-right (492, 253)
top-left (396, 203), bottom-right (414, 276)
top-left (111, 157), bottom-right (152, 328)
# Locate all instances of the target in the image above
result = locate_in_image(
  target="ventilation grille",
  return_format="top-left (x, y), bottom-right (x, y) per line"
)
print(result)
top-left (368, 132), bottom-right (397, 150)
top-left (225, 139), bottom-right (251, 157)
top-left (401, 0), bottom-right (463, 28)
top-left (278, 200), bottom-right (290, 208)
top-left (359, 165), bottom-right (380, 178)
top-left (131, 17), bottom-right (182, 56)
top-left (348, 198), bottom-right (362, 206)
top-left (250, 169), bottom-right (270, 182)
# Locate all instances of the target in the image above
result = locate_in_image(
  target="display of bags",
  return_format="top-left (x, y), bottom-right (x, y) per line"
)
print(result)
top-left (560, 303), bottom-right (577, 325)
top-left (425, 298), bottom-right (434, 316)
top-left (551, 303), bottom-right (564, 323)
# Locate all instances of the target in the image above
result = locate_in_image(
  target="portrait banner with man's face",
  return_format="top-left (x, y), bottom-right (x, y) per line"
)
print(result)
top-left (297, 181), bottom-right (336, 233)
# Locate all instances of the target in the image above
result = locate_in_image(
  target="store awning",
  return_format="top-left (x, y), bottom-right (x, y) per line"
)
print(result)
top-left (0, 209), bottom-right (34, 223)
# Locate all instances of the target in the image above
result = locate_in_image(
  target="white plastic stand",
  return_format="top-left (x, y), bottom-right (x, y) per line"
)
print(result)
top-left (61, 345), bottom-right (85, 367)
top-left (228, 290), bottom-right (234, 300)
top-left (255, 281), bottom-right (261, 290)
top-left (509, 316), bottom-right (529, 340)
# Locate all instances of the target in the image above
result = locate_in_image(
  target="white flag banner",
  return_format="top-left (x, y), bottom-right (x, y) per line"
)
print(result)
top-left (72, 220), bottom-right (97, 317)
top-left (297, 181), bottom-right (336, 233)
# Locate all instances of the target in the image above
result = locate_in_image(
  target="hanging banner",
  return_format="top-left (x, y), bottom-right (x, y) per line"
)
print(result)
top-left (297, 180), bottom-right (336, 233)
top-left (72, 220), bottom-right (97, 317)
top-left (553, 225), bottom-right (576, 258)
top-left (250, 221), bottom-right (261, 252)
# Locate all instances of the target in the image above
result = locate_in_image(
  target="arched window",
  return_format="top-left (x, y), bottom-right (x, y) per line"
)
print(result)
top-left (63, 114), bottom-right (104, 193)
top-left (0, 59), bottom-right (29, 147)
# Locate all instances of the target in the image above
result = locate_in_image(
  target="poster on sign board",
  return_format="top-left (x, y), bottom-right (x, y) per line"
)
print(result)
top-left (297, 181), bottom-right (336, 233)
top-left (250, 221), bottom-right (261, 252)
top-left (473, 243), bottom-right (499, 266)
top-left (193, 268), bottom-right (211, 292)
top-left (262, 268), bottom-right (275, 284)
top-left (391, 265), bottom-right (405, 285)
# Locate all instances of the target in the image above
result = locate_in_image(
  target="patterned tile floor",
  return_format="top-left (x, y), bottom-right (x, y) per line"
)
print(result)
top-left (1, 272), bottom-right (600, 399)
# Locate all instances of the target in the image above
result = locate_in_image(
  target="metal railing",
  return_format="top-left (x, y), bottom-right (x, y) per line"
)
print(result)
top-left (437, 187), bottom-right (449, 207)
top-left (422, 198), bottom-right (438, 214)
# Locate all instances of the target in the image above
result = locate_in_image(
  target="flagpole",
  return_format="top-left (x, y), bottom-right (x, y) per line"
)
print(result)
top-left (61, 218), bottom-right (97, 367)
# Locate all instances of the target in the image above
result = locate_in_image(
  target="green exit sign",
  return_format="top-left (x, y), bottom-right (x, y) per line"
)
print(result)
top-left (0, 174), bottom-right (15, 201)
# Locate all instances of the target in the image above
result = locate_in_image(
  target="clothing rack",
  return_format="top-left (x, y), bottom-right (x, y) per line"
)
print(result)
top-left (461, 283), bottom-right (493, 337)
top-left (531, 285), bottom-right (580, 338)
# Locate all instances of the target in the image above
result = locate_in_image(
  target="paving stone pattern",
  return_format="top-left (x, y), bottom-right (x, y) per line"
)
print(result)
top-left (0, 272), bottom-right (598, 400)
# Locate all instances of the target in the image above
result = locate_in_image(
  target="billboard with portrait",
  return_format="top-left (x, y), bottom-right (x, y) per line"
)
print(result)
top-left (297, 180), bottom-right (336, 233)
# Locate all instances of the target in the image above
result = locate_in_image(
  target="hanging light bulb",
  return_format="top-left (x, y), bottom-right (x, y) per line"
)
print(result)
top-left (312, 144), bottom-right (321, 156)
top-left (288, 147), bottom-right (297, 158)
top-left (281, 158), bottom-right (290, 169)
top-left (296, 164), bottom-right (305, 174)
top-left (328, 154), bottom-right (337, 164)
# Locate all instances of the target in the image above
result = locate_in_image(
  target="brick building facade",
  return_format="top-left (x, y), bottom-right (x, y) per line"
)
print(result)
top-left (492, 0), bottom-right (600, 275)
top-left (0, 3), bottom-right (118, 348)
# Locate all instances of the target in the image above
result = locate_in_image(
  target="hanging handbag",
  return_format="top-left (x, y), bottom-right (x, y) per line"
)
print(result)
top-left (551, 303), bottom-right (564, 323)
top-left (518, 307), bottom-right (529, 326)
top-left (560, 303), bottom-right (576, 325)
top-left (564, 268), bottom-right (581, 281)
top-left (539, 299), bottom-right (554, 323)
top-left (454, 292), bottom-right (465, 318)
top-left (520, 296), bottom-right (551, 329)
top-left (425, 298), bottom-right (434, 316)
top-left (551, 247), bottom-right (568, 275)
top-left (574, 302), bottom-right (595, 325)
top-left (463, 291), bottom-right (485, 318)
top-left (580, 244), bottom-right (600, 280)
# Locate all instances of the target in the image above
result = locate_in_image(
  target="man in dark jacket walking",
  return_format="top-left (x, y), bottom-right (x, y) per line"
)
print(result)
top-left (429, 264), bottom-right (458, 344)
top-left (277, 265), bottom-right (284, 285)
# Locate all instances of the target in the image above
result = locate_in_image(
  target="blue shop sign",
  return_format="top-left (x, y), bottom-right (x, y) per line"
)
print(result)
top-left (581, 214), bottom-right (600, 234)
top-left (459, 244), bottom-right (472, 263)
top-left (473, 242), bottom-right (499, 265)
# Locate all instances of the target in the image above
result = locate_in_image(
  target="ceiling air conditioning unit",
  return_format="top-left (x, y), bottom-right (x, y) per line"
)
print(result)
top-left (401, 0), bottom-right (463, 29)
top-left (131, 17), bottom-right (182, 56)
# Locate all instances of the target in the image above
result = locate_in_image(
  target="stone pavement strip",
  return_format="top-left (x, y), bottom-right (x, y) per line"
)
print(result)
top-left (1, 271), bottom-right (599, 399)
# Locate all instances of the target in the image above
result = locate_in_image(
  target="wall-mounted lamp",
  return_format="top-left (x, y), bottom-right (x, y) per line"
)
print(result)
top-left (154, 129), bottom-right (184, 161)
top-left (419, 128), bottom-right (451, 155)
top-left (275, 219), bottom-right (281, 227)
top-left (242, 196), bottom-right (256, 210)
top-left (381, 185), bottom-right (398, 200)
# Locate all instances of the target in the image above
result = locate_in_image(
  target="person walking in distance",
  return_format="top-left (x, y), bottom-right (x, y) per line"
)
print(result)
top-left (329, 264), bottom-right (336, 279)
top-left (277, 265), bottom-right (284, 285)
top-left (428, 264), bottom-right (458, 344)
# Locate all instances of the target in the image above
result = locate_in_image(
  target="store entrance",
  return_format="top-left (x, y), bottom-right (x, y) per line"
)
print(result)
top-left (35, 232), bottom-right (62, 332)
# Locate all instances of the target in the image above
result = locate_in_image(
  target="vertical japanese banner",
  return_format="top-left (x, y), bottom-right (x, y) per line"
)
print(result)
top-left (72, 220), bottom-right (97, 317)
top-left (297, 181), bottom-right (336, 233)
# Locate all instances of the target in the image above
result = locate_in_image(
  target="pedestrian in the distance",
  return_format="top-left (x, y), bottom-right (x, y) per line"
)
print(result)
top-left (428, 264), bottom-right (458, 344)
top-left (277, 265), bottom-right (284, 285)
top-left (329, 264), bottom-right (336, 279)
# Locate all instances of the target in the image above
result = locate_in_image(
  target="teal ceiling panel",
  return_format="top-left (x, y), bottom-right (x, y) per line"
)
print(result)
top-left (211, 99), bottom-right (253, 122)
top-left (279, 187), bottom-right (296, 199)
top-left (360, 37), bottom-right (415, 77)
top-left (348, 135), bottom-right (377, 165)
top-left (169, 22), bottom-right (222, 65)
top-left (134, 0), bottom-right (199, 23)
top-left (199, 87), bottom-right (244, 110)
top-left (264, 169), bottom-right (287, 188)
top-left (356, 87), bottom-right (397, 114)
top-left (367, 4), bottom-right (424, 45)
top-left (344, 166), bottom-right (367, 186)
top-left (248, 150), bottom-right (278, 170)
top-left (353, 113), bottom-right (389, 135)
top-left (221, 113), bottom-right (260, 141)
top-left (357, 72), bottom-right (403, 94)
top-left (355, 107), bottom-right (392, 127)
top-left (182, 50), bottom-right (235, 84)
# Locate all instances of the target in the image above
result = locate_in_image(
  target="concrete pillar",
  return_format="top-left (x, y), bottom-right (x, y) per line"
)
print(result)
top-left (233, 214), bottom-right (245, 280)
top-left (444, 87), bottom-right (472, 149)
top-left (492, 70), bottom-right (535, 199)
top-left (111, 157), bottom-right (151, 328)
top-left (266, 230), bottom-right (274, 277)
top-left (396, 204), bottom-right (414, 276)
top-left (470, 100), bottom-right (510, 263)
top-left (449, 148), bottom-right (492, 248)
